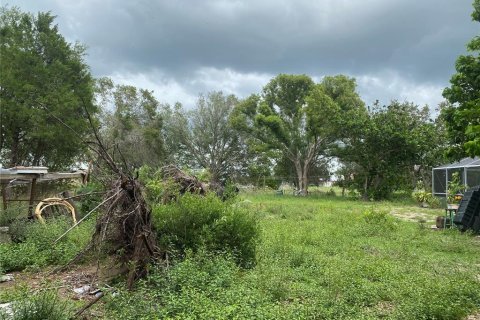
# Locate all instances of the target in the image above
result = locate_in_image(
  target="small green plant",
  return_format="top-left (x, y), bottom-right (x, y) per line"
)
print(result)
top-left (361, 208), bottom-right (397, 235)
top-left (412, 190), bottom-right (441, 208)
top-left (196, 169), bottom-right (212, 183)
top-left (144, 174), bottom-right (181, 205)
top-left (412, 190), bottom-right (430, 203)
top-left (0, 217), bottom-right (92, 272)
top-left (0, 291), bottom-right (72, 320)
top-left (0, 205), bottom-right (28, 227)
top-left (447, 172), bottom-right (465, 204)
top-left (362, 208), bottom-right (388, 224)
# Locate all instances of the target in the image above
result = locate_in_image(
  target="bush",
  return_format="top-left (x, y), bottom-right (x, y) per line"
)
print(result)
top-left (0, 205), bottom-right (28, 227)
top-left (0, 217), bottom-right (93, 272)
top-left (0, 290), bottom-right (72, 320)
top-left (361, 208), bottom-right (398, 236)
top-left (152, 193), bottom-right (259, 267)
top-left (412, 190), bottom-right (441, 208)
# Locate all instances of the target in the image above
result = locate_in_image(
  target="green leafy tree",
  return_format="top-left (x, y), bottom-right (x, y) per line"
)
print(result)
top-left (442, 0), bottom-right (480, 157)
top-left (0, 7), bottom-right (97, 169)
top-left (337, 101), bottom-right (444, 200)
top-left (233, 74), bottom-right (362, 194)
top-left (168, 91), bottom-right (246, 184)
top-left (95, 78), bottom-right (165, 168)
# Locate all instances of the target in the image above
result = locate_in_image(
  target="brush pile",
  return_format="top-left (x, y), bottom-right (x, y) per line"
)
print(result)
top-left (160, 165), bottom-right (207, 203)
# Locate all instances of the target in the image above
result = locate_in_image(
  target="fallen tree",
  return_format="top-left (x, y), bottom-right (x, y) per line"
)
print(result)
top-left (52, 102), bottom-right (160, 290)
top-left (160, 165), bottom-right (207, 203)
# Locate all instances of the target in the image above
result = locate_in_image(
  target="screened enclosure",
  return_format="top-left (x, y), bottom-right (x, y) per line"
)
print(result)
top-left (432, 157), bottom-right (480, 197)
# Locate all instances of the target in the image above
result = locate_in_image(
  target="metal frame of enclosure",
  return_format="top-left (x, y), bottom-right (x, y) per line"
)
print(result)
top-left (432, 157), bottom-right (480, 197)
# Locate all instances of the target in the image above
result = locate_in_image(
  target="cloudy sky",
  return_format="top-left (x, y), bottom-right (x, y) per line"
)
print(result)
top-left (11, 0), bottom-right (479, 110)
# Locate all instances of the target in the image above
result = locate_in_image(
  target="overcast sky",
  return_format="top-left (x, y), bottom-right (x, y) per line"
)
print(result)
top-left (10, 0), bottom-right (479, 110)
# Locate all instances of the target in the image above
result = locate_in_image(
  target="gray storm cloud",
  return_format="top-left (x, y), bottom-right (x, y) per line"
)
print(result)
top-left (11, 0), bottom-right (479, 108)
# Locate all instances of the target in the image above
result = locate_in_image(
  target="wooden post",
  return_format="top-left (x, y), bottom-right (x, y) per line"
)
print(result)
top-left (28, 178), bottom-right (37, 219)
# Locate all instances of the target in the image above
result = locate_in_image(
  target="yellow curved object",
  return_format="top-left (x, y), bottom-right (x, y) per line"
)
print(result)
top-left (34, 197), bottom-right (77, 224)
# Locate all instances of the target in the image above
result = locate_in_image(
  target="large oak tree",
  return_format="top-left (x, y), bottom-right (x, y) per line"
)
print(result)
top-left (232, 74), bottom-right (364, 194)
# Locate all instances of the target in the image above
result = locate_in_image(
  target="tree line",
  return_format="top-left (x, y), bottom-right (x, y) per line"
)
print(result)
top-left (1, 3), bottom-right (479, 200)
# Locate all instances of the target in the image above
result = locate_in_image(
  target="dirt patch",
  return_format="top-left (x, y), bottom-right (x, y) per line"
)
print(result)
top-left (390, 209), bottom-right (437, 223)
top-left (466, 312), bottom-right (480, 320)
top-left (0, 264), bottom-right (102, 300)
top-left (375, 301), bottom-right (395, 315)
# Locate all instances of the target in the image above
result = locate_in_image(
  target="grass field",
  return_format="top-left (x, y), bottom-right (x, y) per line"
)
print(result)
top-left (1, 192), bottom-right (480, 319)
top-left (102, 192), bottom-right (480, 319)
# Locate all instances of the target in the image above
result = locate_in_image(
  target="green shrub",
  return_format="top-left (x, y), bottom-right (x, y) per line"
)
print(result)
top-left (145, 176), bottom-right (180, 205)
top-left (361, 208), bottom-right (398, 236)
top-left (152, 193), bottom-right (259, 267)
top-left (0, 290), bottom-right (72, 320)
top-left (105, 252), bottom-right (241, 319)
top-left (0, 217), bottom-right (92, 272)
top-left (0, 205), bottom-right (28, 227)
top-left (412, 190), bottom-right (441, 208)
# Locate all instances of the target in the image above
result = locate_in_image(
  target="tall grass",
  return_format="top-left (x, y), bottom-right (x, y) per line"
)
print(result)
top-left (0, 291), bottom-right (72, 320)
top-left (0, 216), bottom-right (94, 272)
top-left (106, 192), bottom-right (480, 319)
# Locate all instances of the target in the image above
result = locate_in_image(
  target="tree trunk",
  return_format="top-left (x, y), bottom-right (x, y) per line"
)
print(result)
top-left (362, 175), bottom-right (370, 200)
top-left (294, 158), bottom-right (310, 196)
top-left (301, 170), bottom-right (309, 195)
top-left (9, 131), bottom-right (20, 167)
top-left (294, 159), bottom-right (303, 193)
top-left (302, 159), bottom-right (310, 195)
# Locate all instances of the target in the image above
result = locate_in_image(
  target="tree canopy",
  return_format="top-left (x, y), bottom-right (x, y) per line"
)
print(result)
top-left (336, 101), bottom-right (444, 199)
top-left (442, 0), bottom-right (480, 157)
top-left (232, 74), bottom-right (364, 193)
top-left (168, 91), bottom-right (245, 184)
top-left (0, 7), bottom-right (96, 169)
top-left (95, 78), bottom-right (165, 168)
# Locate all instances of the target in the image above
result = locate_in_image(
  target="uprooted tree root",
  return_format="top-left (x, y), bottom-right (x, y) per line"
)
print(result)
top-left (52, 175), bottom-right (160, 290)
top-left (48, 99), bottom-right (161, 290)
top-left (160, 165), bottom-right (207, 203)
top-left (92, 175), bottom-right (159, 289)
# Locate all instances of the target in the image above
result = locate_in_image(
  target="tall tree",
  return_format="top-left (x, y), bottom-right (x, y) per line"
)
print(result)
top-left (0, 7), bottom-right (96, 169)
top-left (442, 0), bottom-right (480, 157)
top-left (337, 101), bottom-right (444, 200)
top-left (169, 91), bottom-right (245, 184)
top-left (95, 78), bottom-right (165, 168)
top-left (232, 74), bottom-right (362, 194)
